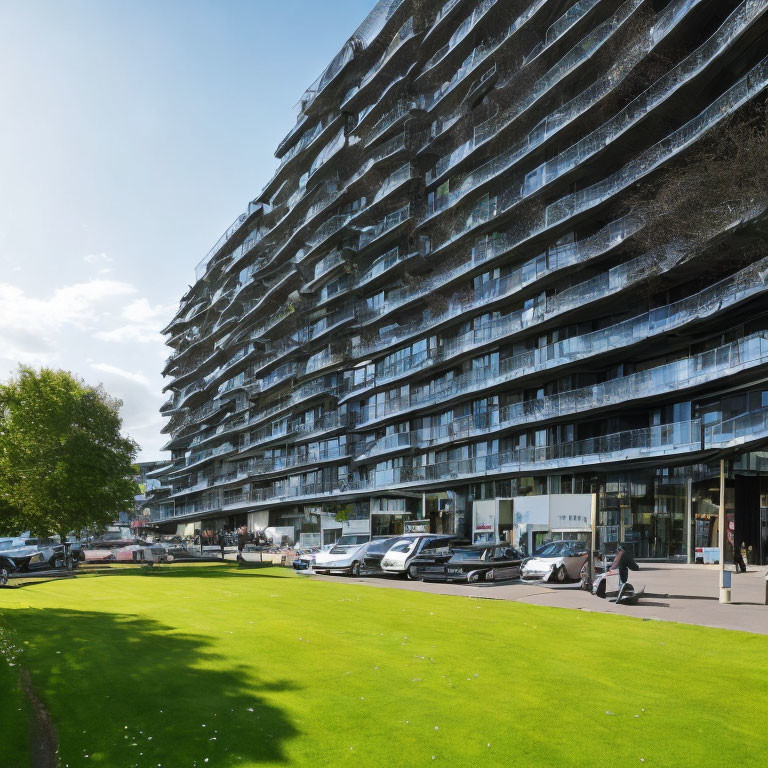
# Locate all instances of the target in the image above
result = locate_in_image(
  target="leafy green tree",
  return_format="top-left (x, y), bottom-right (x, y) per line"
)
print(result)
top-left (0, 366), bottom-right (138, 541)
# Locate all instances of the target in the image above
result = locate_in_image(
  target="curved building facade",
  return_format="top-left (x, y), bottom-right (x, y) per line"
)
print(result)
top-left (151, 0), bottom-right (768, 562)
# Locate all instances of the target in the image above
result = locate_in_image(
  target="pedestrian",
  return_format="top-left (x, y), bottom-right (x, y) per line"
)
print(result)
top-left (608, 544), bottom-right (639, 589)
top-left (734, 543), bottom-right (747, 573)
top-left (218, 533), bottom-right (225, 560)
top-left (237, 526), bottom-right (246, 553)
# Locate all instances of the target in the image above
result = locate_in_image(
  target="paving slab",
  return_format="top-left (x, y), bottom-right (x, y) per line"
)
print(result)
top-left (311, 564), bottom-right (768, 634)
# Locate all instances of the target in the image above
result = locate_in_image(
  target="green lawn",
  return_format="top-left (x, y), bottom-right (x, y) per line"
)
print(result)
top-left (1, 564), bottom-right (766, 768)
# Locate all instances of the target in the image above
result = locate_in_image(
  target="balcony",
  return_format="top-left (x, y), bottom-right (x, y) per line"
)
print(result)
top-left (354, 213), bottom-right (639, 354)
top-left (355, 255), bottom-right (768, 426)
top-left (363, 100), bottom-right (421, 147)
top-left (546, 53), bottom-right (768, 226)
top-left (360, 331), bottom-right (768, 452)
top-left (426, 0), bottom-right (765, 234)
top-left (433, 0), bottom-right (704, 185)
top-left (357, 204), bottom-right (411, 250)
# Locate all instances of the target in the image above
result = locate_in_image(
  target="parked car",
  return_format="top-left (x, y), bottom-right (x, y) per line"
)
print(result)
top-left (406, 539), bottom-right (471, 580)
top-left (418, 544), bottom-right (524, 583)
top-left (361, 536), bottom-right (412, 575)
top-left (379, 534), bottom-right (460, 577)
top-left (291, 547), bottom-right (320, 570)
top-left (0, 546), bottom-right (19, 585)
top-left (314, 535), bottom-right (375, 576)
top-left (521, 540), bottom-right (589, 582)
top-left (0, 538), bottom-right (67, 571)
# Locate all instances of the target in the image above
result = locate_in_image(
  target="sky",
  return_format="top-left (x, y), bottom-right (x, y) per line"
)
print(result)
top-left (0, 0), bottom-right (377, 461)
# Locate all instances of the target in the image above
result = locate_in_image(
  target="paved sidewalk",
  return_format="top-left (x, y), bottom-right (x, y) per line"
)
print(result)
top-left (311, 564), bottom-right (768, 634)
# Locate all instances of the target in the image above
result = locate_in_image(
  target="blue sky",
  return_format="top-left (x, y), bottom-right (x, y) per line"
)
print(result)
top-left (0, 0), bottom-right (376, 459)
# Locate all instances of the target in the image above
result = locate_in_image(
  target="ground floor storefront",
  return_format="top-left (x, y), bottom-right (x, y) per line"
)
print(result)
top-left (160, 450), bottom-right (768, 565)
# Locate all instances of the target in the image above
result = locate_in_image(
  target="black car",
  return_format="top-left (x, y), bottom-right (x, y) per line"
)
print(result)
top-left (418, 545), bottom-right (524, 584)
top-left (406, 538), bottom-right (470, 580)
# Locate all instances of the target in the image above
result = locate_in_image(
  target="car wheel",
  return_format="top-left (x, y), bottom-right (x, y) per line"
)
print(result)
top-left (0, 568), bottom-right (8, 586)
top-left (50, 555), bottom-right (64, 570)
top-left (554, 565), bottom-right (567, 583)
top-left (349, 561), bottom-right (361, 577)
top-left (407, 566), bottom-right (421, 581)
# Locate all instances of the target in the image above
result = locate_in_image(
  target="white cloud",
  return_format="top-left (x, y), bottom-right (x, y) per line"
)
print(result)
top-left (83, 252), bottom-right (113, 265)
top-left (94, 297), bottom-right (176, 345)
top-left (0, 279), bottom-right (137, 360)
top-left (0, 278), bottom-right (172, 459)
top-left (90, 361), bottom-right (151, 387)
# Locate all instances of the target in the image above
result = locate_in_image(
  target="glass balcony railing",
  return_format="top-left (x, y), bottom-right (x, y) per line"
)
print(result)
top-left (431, 48), bottom-right (768, 259)
top-left (355, 245), bottom-right (406, 288)
top-left (427, 0), bottom-right (761, 232)
top-left (437, 0), bottom-right (702, 184)
top-left (355, 332), bottom-right (768, 454)
top-left (422, 0), bottom-right (500, 74)
top-left (358, 204), bottom-right (411, 249)
top-left (356, 256), bottom-right (768, 426)
top-left (311, 250), bottom-right (345, 283)
top-left (424, 0), bottom-right (462, 39)
top-left (357, 17), bottom-right (415, 92)
top-left (354, 214), bottom-right (640, 360)
top-left (546, 52), bottom-right (768, 226)
top-left (169, 401), bottom-right (768, 505)
top-left (364, 100), bottom-right (419, 146)
top-left (706, 405), bottom-right (768, 448)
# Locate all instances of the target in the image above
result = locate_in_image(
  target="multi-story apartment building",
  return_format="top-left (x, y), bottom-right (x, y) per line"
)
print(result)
top-left (152, 0), bottom-right (768, 563)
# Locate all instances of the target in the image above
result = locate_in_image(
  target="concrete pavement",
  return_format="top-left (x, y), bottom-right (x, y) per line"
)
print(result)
top-left (311, 564), bottom-right (768, 634)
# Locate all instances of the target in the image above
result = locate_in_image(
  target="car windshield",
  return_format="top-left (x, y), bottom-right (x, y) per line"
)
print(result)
top-left (330, 535), bottom-right (369, 553)
top-left (493, 547), bottom-right (521, 559)
top-left (450, 548), bottom-right (486, 561)
top-left (535, 542), bottom-right (578, 557)
top-left (367, 537), bottom-right (405, 554)
top-left (388, 540), bottom-right (416, 554)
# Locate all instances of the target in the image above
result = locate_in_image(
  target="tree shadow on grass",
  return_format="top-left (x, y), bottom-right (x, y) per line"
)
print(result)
top-left (4, 607), bottom-right (300, 766)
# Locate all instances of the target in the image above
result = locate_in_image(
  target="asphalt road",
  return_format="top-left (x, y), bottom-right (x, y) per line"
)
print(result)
top-left (310, 563), bottom-right (768, 634)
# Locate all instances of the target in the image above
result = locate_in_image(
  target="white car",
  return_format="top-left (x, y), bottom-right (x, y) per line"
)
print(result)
top-left (379, 534), bottom-right (457, 576)
top-left (521, 540), bottom-right (589, 583)
top-left (313, 534), bottom-right (372, 576)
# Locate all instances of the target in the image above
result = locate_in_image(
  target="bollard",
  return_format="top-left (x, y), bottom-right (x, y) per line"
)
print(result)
top-left (765, 573), bottom-right (768, 606)
top-left (720, 569), bottom-right (732, 605)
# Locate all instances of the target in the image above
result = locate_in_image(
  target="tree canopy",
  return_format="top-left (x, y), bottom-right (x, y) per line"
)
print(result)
top-left (0, 366), bottom-right (138, 539)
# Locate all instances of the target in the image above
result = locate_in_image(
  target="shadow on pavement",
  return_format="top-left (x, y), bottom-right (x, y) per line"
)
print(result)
top-left (4, 607), bottom-right (299, 766)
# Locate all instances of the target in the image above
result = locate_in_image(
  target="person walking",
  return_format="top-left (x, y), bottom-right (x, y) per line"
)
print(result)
top-left (218, 533), bottom-right (226, 560)
top-left (608, 544), bottom-right (639, 589)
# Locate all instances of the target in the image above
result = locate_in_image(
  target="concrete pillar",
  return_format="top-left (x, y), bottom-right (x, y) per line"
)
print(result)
top-left (719, 458), bottom-right (731, 604)
top-left (686, 477), bottom-right (693, 564)
top-left (589, 492), bottom-right (597, 583)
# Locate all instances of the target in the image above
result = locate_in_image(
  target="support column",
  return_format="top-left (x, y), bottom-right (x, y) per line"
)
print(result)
top-left (588, 492), bottom-right (597, 585)
top-left (421, 492), bottom-right (426, 520)
top-left (686, 477), bottom-right (693, 564)
top-left (719, 458), bottom-right (731, 604)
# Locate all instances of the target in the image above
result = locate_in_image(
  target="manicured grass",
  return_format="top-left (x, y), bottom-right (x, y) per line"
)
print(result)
top-left (1, 564), bottom-right (766, 767)
top-left (0, 624), bottom-right (29, 768)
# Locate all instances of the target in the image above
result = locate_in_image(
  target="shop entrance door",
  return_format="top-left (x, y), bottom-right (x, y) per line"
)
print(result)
top-left (734, 475), bottom-right (762, 565)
